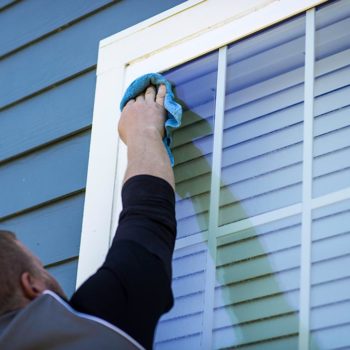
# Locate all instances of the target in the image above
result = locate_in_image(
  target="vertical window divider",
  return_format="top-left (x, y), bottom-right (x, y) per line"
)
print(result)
top-left (201, 46), bottom-right (227, 349)
top-left (299, 8), bottom-right (316, 350)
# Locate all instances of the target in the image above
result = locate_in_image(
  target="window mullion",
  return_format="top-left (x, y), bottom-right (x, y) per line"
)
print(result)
top-left (201, 46), bottom-right (227, 349)
top-left (299, 8), bottom-right (316, 350)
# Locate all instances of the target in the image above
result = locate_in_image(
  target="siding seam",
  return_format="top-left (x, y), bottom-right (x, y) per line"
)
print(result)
top-left (0, 0), bottom-right (19, 13)
top-left (0, 188), bottom-right (86, 222)
top-left (0, 65), bottom-right (96, 111)
top-left (0, 0), bottom-right (120, 60)
top-left (0, 125), bottom-right (92, 166)
top-left (45, 256), bottom-right (79, 269)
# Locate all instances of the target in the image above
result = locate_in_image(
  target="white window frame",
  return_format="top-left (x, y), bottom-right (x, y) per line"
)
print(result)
top-left (76, 0), bottom-right (348, 348)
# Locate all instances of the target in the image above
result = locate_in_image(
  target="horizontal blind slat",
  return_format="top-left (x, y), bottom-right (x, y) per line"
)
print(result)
top-left (313, 1), bottom-right (350, 198)
top-left (154, 244), bottom-right (207, 348)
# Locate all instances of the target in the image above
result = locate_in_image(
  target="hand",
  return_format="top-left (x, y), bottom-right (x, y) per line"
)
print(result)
top-left (118, 84), bottom-right (166, 145)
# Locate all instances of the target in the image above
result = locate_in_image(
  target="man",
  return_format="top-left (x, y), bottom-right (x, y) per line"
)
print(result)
top-left (0, 84), bottom-right (176, 349)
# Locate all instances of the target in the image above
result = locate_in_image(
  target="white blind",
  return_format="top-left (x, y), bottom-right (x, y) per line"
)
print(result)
top-left (166, 51), bottom-right (218, 238)
top-left (155, 243), bottom-right (208, 349)
top-left (154, 51), bottom-right (218, 348)
top-left (213, 216), bottom-right (301, 349)
top-left (310, 5), bottom-right (350, 346)
top-left (310, 199), bottom-right (350, 349)
top-left (219, 14), bottom-right (306, 226)
top-left (313, 0), bottom-right (350, 197)
top-left (153, 1), bottom-right (350, 349)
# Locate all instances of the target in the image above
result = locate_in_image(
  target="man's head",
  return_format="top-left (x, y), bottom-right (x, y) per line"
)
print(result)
top-left (0, 230), bottom-right (66, 316)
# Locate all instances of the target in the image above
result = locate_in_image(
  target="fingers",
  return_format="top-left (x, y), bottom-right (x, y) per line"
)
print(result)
top-left (136, 94), bottom-right (144, 102)
top-left (145, 85), bottom-right (156, 102)
top-left (135, 85), bottom-right (155, 103)
top-left (156, 84), bottom-right (166, 106)
top-left (125, 98), bottom-right (135, 107)
top-left (128, 84), bottom-right (166, 106)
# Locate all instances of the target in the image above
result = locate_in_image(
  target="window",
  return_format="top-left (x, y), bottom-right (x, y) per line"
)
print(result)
top-left (79, 0), bottom-right (350, 349)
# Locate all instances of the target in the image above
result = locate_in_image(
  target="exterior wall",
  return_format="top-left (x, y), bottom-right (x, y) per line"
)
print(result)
top-left (86, 0), bottom-right (350, 348)
top-left (0, 0), bottom-right (185, 297)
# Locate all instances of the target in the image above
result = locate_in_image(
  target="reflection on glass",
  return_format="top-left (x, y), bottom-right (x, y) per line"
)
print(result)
top-left (313, 0), bottom-right (350, 198)
top-left (219, 14), bottom-right (306, 226)
top-left (310, 199), bottom-right (350, 350)
top-left (163, 51), bottom-right (218, 238)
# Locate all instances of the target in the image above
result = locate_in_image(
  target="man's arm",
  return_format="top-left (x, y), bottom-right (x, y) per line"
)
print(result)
top-left (115, 84), bottom-right (176, 278)
top-left (118, 84), bottom-right (175, 190)
top-left (69, 85), bottom-right (177, 350)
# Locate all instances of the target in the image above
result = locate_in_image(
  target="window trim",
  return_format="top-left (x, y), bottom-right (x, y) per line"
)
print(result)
top-left (78, 0), bottom-right (329, 286)
top-left (77, 1), bottom-right (333, 347)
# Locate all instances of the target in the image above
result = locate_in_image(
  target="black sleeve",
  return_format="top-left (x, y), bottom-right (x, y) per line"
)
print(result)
top-left (69, 175), bottom-right (177, 350)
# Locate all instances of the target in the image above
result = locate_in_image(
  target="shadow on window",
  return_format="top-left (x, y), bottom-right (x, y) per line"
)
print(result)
top-left (171, 99), bottom-right (304, 349)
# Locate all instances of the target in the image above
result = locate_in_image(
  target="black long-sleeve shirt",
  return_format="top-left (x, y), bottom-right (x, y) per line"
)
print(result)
top-left (69, 175), bottom-right (177, 349)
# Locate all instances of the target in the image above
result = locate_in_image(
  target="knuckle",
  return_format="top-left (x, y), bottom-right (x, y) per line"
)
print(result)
top-left (145, 86), bottom-right (155, 93)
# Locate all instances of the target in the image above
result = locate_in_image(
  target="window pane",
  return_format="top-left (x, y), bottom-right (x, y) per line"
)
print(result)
top-left (154, 52), bottom-right (217, 347)
top-left (164, 51), bottom-right (218, 238)
top-left (214, 216), bottom-right (301, 349)
top-left (219, 14), bottom-right (306, 226)
top-left (310, 199), bottom-right (350, 349)
top-left (154, 243), bottom-right (208, 349)
top-left (313, 0), bottom-right (350, 197)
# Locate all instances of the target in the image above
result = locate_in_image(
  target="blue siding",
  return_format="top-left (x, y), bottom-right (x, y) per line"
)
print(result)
top-left (0, 132), bottom-right (90, 218)
top-left (0, 0), bottom-right (15, 11)
top-left (0, 70), bottom-right (96, 162)
top-left (0, 0), bottom-right (186, 108)
top-left (0, 0), bottom-right (185, 296)
top-left (0, 193), bottom-right (84, 266)
top-left (0, 0), bottom-right (115, 56)
top-left (48, 260), bottom-right (79, 298)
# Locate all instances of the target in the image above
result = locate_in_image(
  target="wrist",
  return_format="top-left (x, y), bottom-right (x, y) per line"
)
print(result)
top-left (126, 126), bottom-right (164, 145)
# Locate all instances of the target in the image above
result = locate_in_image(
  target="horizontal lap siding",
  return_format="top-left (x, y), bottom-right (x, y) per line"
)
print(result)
top-left (0, 0), bottom-right (185, 296)
top-left (0, 0), bottom-right (186, 108)
top-left (0, 0), bottom-right (15, 11)
top-left (0, 0), bottom-right (116, 57)
top-left (0, 70), bottom-right (96, 163)
top-left (0, 193), bottom-right (85, 266)
top-left (0, 132), bottom-right (90, 218)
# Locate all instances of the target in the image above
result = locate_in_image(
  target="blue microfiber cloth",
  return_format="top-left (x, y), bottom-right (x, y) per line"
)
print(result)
top-left (120, 73), bottom-right (183, 167)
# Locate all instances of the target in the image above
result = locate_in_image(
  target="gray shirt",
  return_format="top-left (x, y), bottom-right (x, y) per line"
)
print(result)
top-left (0, 290), bottom-right (144, 350)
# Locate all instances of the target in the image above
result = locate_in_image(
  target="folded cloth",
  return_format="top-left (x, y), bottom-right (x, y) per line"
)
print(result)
top-left (120, 73), bottom-right (183, 167)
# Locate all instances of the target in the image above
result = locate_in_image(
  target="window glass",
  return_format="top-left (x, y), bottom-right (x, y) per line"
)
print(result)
top-left (214, 215), bottom-right (301, 349)
top-left (152, 1), bottom-right (350, 349)
top-left (313, 0), bottom-right (350, 197)
top-left (220, 14), bottom-right (306, 226)
top-left (154, 243), bottom-right (208, 349)
top-left (154, 51), bottom-right (217, 348)
top-left (310, 199), bottom-right (350, 349)
top-left (164, 51), bottom-right (218, 238)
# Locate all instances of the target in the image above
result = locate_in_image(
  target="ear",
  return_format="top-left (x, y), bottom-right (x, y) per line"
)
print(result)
top-left (20, 272), bottom-right (45, 301)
